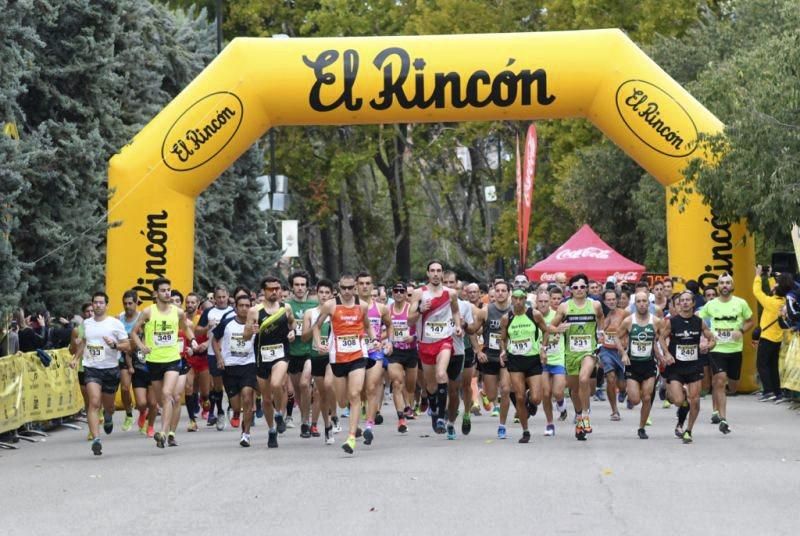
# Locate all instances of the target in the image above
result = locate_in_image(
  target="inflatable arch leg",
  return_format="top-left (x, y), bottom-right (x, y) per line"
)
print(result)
top-left (107, 30), bottom-right (756, 389)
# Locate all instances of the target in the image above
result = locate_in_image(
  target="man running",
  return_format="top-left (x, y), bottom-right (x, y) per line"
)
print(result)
top-left (71, 291), bottom-right (130, 455)
top-left (549, 273), bottom-right (605, 441)
top-left (131, 278), bottom-right (196, 448)
top-left (213, 293), bottom-right (258, 447)
top-left (387, 281), bottom-right (419, 434)
top-left (183, 292), bottom-right (209, 432)
top-left (248, 276), bottom-right (296, 448)
top-left (540, 287), bottom-right (568, 436)
top-left (117, 290), bottom-right (140, 432)
top-left (313, 274), bottom-right (379, 454)
top-left (499, 288), bottom-right (553, 443)
top-left (598, 289), bottom-right (628, 421)
top-left (409, 261), bottom-right (463, 436)
top-left (286, 271), bottom-right (318, 439)
top-left (443, 270), bottom-right (477, 440)
top-left (658, 291), bottom-right (716, 443)
top-left (698, 273), bottom-right (754, 433)
top-left (463, 283), bottom-right (485, 426)
top-left (302, 279), bottom-right (337, 444)
top-left (617, 291), bottom-right (666, 439)
top-left (195, 285), bottom-right (233, 429)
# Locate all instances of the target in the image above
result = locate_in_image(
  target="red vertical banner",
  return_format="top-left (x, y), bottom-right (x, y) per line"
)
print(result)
top-left (515, 132), bottom-right (523, 266)
top-left (520, 124), bottom-right (537, 267)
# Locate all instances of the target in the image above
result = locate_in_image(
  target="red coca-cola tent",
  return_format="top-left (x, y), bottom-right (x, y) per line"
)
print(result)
top-left (525, 224), bottom-right (645, 283)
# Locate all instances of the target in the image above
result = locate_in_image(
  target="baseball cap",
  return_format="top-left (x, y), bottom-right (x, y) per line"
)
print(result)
top-left (511, 289), bottom-right (527, 299)
top-left (392, 282), bottom-right (406, 292)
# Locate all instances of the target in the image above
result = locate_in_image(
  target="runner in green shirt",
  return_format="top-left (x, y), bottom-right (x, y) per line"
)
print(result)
top-left (286, 271), bottom-right (319, 439)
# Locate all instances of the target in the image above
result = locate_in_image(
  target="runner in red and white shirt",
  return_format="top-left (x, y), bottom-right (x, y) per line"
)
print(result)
top-left (409, 260), bottom-right (462, 435)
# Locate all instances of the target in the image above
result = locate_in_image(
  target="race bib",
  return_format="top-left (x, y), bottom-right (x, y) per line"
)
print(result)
top-left (135, 350), bottom-right (145, 364)
top-left (509, 339), bottom-right (532, 355)
top-left (488, 332), bottom-right (501, 350)
top-left (568, 334), bottom-right (591, 353)
top-left (545, 338), bottom-right (561, 355)
top-left (603, 332), bottom-right (617, 345)
top-left (424, 321), bottom-right (448, 340)
top-left (154, 331), bottom-right (175, 347)
top-left (675, 344), bottom-right (698, 362)
top-left (630, 341), bottom-right (653, 358)
top-left (86, 343), bottom-right (104, 361)
top-left (260, 344), bottom-right (285, 362)
top-left (231, 335), bottom-right (248, 351)
top-left (392, 320), bottom-right (409, 340)
top-left (294, 323), bottom-right (303, 337)
top-left (336, 334), bottom-right (361, 353)
top-left (715, 328), bottom-right (734, 342)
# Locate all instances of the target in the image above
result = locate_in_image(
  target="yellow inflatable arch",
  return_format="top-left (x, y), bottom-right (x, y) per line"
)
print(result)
top-left (107, 30), bottom-right (757, 388)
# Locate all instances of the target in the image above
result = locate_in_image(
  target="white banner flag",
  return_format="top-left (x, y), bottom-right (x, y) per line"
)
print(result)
top-left (282, 220), bottom-right (299, 257)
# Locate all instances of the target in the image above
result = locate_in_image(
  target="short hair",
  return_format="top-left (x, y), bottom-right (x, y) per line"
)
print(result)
top-left (339, 273), bottom-right (355, 282)
top-left (494, 280), bottom-right (509, 292)
top-left (548, 286), bottom-right (563, 296)
top-left (568, 273), bottom-right (588, 287)
top-left (152, 277), bottom-right (171, 291)
top-left (170, 289), bottom-right (184, 302)
top-left (232, 285), bottom-right (249, 298)
top-left (317, 279), bottom-right (334, 292)
top-left (427, 259), bottom-right (444, 271)
top-left (356, 271), bottom-right (372, 281)
top-left (122, 290), bottom-right (138, 303)
top-left (214, 284), bottom-right (229, 294)
top-left (187, 292), bottom-right (202, 302)
top-left (478, 282), bottom-right (489, 293)
top-left (289, 271), bottom-right (309, 287)
top-left (91, 291), bottom-right (109, 304)
top-left (81, 302), bottom-right (93, 312)
top-left (260, 276), bottom-right (281, 289)
top-left (635, 281), bottom-right (649, 289)
top-left (443, 270), bottom-right (457, 279)
top-left (685, 279), bottom-right (700, 293)
top-left (235, 294), bottom-right (252, 305)
top-left (602, 289), bottom-right (618, 300)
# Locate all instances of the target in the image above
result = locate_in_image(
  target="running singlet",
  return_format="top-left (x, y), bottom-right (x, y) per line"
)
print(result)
top-left (118, 312), bottom-right (144, 366)
top-left (543, 309), bottom-right (565, 366)
top-left (391, 302), bottom-right (416, 351)
top-left (564, 300), bottom-right (597, 359)
top-left (506, 308), bottom-right (540, 358)
top-left (485, 302), bottom-right (510, 359)
top-left (628, 315), bottom-right (657, 362)
top-left (698, 297), bottom-right (752, 353)
top-left (367, 301), bottom-right (383, 343)
top-left (255, 304), bottom-right (290, 365)
top-left (329, 298), bottom-right (366, 364)
top-left (212, 316), bottom-right (255, 366)
top-left (451, 299), bottom-right (474, 355)
top-left (287, 297), bottom-right (317, 356)
top-left (144, 305), bottom-right (180, 363)
top-left (667, 315), bottom-right (703, 365)
top-left (417, 287), bottom-right (453, 344)
top-left (82, 317), bottom-right (128, 369)
top-left (198, 306), bottom-right (233, 357)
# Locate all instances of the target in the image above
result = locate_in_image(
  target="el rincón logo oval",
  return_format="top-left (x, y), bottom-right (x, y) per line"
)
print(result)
top-left (161, 91), bottom-right (244, 172)
top-left (615, 80), bottom-right (698, 158)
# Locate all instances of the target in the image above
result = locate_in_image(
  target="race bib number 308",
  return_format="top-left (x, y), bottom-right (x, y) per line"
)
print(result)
top-left (336, 335), bottom-right (360, 353)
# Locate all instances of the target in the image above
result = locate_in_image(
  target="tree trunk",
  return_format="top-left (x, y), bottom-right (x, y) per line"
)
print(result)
top-left (375, 124), bottom-right (411, 281)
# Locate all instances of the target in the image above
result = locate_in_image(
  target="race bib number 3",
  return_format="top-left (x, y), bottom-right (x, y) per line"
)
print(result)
top-left (568, 334), bottom-right (591, 353)
top-left (509, 339), bottom-right (532, 355)
top-left (336, 335), bottom-right (360, 353)
top-left (630, 341), bottom-right (653, 358)
top-left (260, 344), bottom-right (285, 362)
top-left (488, 332), bottom-right (501, 350)
top-left (424, 322), bottom-right (448, 340)
top-left (676, 344), bottom-right (698, 362)
top-left (154, 331), bottom-right (175, 347)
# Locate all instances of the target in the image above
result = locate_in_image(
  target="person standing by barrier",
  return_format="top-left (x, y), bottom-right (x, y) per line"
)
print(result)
top-left (70, 292), bottom-right (130, 456)
top-left (131, 278), bottom-right (197, 449)
top-left (752, 265), bottom-right (792, 402)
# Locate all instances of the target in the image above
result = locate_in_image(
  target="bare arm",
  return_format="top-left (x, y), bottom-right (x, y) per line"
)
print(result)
top-left (301, 310), bottom-right (314, 343)
top-left (450, 293), bottom-right (463, 337)
top-left (408, 289), bottom-right (423, 324)
top-left (243, 307), bottom-right (260, 340)
top-left (313, 301), bottom-right (333, 352)
top-left (131, 307), bottom-right (151, 355)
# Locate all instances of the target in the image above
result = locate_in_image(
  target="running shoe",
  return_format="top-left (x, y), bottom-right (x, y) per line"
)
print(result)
top-left (524, 390), bottom-right (538, 417)
top-left (103, 413), bottom-right (113, 435)
top-left (310, 424), bottom-right (320, 437)
top-left (513, 413), bottom-right (520, 424)
top-left (593, 389), bottom-right (606, 402)
top-left (544, 424), bottom-right (555, 437)
top-left (122, 414), bottom-right (133, 432)
top-left (435, 418), bottom-right (446, 435)
top-left (167, 432), bottom-right (178, 447)
top-left (275, 414), bottom-right (286, 434)
top-left (137, 411), bottom-right (147, 430)
top-left (626, 399), bottom-right (635, 410)
top-left (91, 438), bottom-right (102, 456)
top-left (518, 430), bottom-right (531, 444)
top-left (342, 435), bottom-right (357, 454)
top-left (610, 412), bottom-right (621, 421)
top-left (775, 395), bottom-right (789, 405)
top-left (637, 428), bottom-right (649, 440)
top-left (355, 427), bottom-right (363, 438)
top-left (201, 408), bottom-right (210, 421)
top-left (325, 426), bottom-right (335, 445)
top-left (154, 431), bottom-right (166, 448)
top-left (582, 416), bottom-right (593, 434)
top-left (430, 411), bottom-right (438, 432)
top-left (758, 393), bottom-right (776, 402)
top-left (206, 413), bottom-right (217, 427)
top-left (470, 403), bottom-right (481, 416)
top-left (341, 407), bottom-right (350, 418)
top-left (98, 409), bottom-right (104, 424)
top-left (187, 419), bottom-right (198, 432)
top-left (146, 425), bottom-right (155, 438)
top-left (682, 430), bottom-right (693, 444)
top-left (461, 414), bottom-right (471, 436)
top-left (481, 391), bottom-right (492, 411)
top-left (375, 412), bottom-right (384, 425)
top-left (332, 416), bottom-right (342, 433)
top-left (497, 425), bottom-right (507, 440)
top-left (240, 432), bottom-right (251, 447)
top-left (285, 416), bottom-right (296, 429)
top-left (363, 427), bottom-right (374, 445)
top-left (87, 431), bottom-right (94, 441)
top-left (662, 400), bottom-right (671, 409)
top-left (559, 408), bottom-right (568, 422)
top-left (398, 418), bottom-right (408, 434)
top-left (403, 406), bottom-right (415, 419)
top-left (215, 412), bottom-right (226, 431)
top-left (646, 417), bottom-right (653, 427)
top-left (420, 398), bottom-right (429, 414)
top-left (618, 391), bottom-right (627, 404)
top-left (719, 420), bottom-right (731, 434)
top-left (300, 423), bottom-right (311, 438)
top-left (710, 411), bottom-right (721, 424)
top-left (490, 405), bottom-right (500, 418)
top-left (575, 421), bottom-right (586, 441)
top-left (230, 413), bottom-right (241, 429)
top-left (674, 425), bottom-right (684, 438)
top-left (658, 383), bottom-right (666, 401)
top-left (255, 403), bottom-right (264, 419)
top-left (267, 430), bottom-right (279, 448)
top-left (446, 423), bottom-right (456, 440)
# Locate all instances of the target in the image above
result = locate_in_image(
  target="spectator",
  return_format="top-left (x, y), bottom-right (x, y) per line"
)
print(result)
top-left (18, 309), bottom-right (49, 352)
top-left (1, 310), bottom-right (21, 356)
top-left (752, 265), bottom-right (793, 402)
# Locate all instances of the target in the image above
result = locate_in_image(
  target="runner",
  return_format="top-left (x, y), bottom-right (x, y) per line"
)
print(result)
top-left (195, 285), bottom-right (233, 430)
top-left (617, 291), bottom-right (666, 439)
top-left (499, 288), bottom-right (553, 443)
top-left (286, 271), bottom-right (318, 439)
top-left (387, 281), bottom-right (419, 434)
top-left (698, 273), bottom-right (754, 433)
top-left (598, 289), bottom-right (629, 421)
top-left (549, 273), bottom-right (605, 441)
top-left (117, 290), bottom-right (140, 432)
top-left (313, 274), bottom-right (379, 454)
top-left (357, 272), bottom-right (393, 446)
top-left (463, 283), bottom-right (485, 427)
top-left (131, 278), bottom-right (197, 448)
top-left (540, 287), bottom-right (568, 436)
top-left (658, 291), bottom-right (716, 444)
top-left (122, 290), bottom-right (157, 437)
top-left (213, 293), bottom-right (258, 447)
top-left (302, 279), bottom-right (337, 444)
top-left (474, 280), bottom-right (512, 438)
top-left (183, 292), bottom-right (209, 432)
top-left (248, 276), bottom-right (296, 448)
top-left (70, 291), bottom-right (130, 455)
top-left (168, 290), bottom-right (192, 446)
top-left (443, 271), bottom-right (477, 440)
top-left (409, 261), bottom-right (463, 436)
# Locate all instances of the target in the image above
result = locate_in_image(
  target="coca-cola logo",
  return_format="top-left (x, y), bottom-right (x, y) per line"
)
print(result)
top-left (613, 271), bottom-right (640, 282)
top-left (555, 247), bottom-right (610, 260)
top-left (540, 272), bottom-right (566, 282)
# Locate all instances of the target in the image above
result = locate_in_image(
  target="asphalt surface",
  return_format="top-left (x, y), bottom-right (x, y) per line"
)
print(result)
top-left (2, 394), bottom-right (799, 536)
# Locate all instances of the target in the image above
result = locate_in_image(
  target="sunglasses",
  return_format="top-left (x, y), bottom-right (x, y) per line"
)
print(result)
top-left (392, 289), bottom-right (404, 293)
top-left (340, 285), bottom-right (355, 290)
top-left (265, 286), bottom-right (281, 291)
top-left (571, 285), bottom-right (587, 290)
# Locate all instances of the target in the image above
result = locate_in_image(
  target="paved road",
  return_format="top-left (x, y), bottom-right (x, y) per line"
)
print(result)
top-left (2, 395), bottom-right (799, 535)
